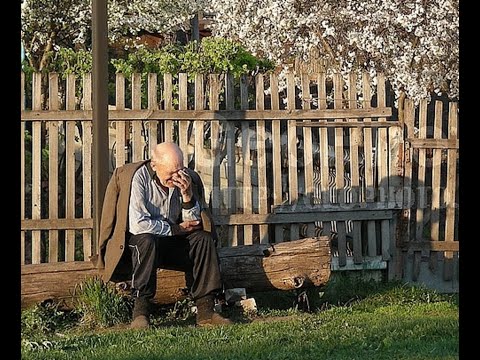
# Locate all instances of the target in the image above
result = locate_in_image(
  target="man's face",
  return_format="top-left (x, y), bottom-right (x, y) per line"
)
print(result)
top-left (151, 160), bottom-right (184, 188)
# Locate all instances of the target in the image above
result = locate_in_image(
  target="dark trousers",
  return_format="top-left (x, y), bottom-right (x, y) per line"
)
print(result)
top-left (127, 230), bottom-right (222, 301)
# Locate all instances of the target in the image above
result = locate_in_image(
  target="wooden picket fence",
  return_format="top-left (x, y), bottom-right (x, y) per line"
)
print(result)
top-left (20, 69), bottom-right (459, 295)
top-left (400, 98), bottom-right (459, 289)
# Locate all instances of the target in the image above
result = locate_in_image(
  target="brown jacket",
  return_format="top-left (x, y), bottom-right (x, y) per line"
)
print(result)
top-left (95, 160), bottom-right (217, 283)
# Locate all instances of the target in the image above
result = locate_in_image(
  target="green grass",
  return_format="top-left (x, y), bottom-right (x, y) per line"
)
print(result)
top-left (72, 276), bottom-right (132, 328)
top-left (21, 278), bottom-right (458, 360)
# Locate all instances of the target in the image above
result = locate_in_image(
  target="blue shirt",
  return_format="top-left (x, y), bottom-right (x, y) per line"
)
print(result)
top-left (128, 163), bottom-right (201, 236)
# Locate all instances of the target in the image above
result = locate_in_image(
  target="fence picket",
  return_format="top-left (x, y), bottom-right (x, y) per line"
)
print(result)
top-left (21, 72), bottom-right (25, 264)
top-left (443, 102), bottom-right (458, 281)
top-left (147, 73), bottom-right (159, 155)
top-left (377, 74), bottom-right (390, 262)
top-left (82, 73), bottom-right (93, 259)
top-left (65, 74), bottom-right (76, 262)
top-left (377, 74), bottom-right (389, 204)
top-left (194, 74), bottom-right (206, 177)
top-left (31, 72), bottom-right (42, 264)
top-left (427, 101), bottom-right (443, 277)
top-left (164, 73), bottom-right (174, 141)
top-left (131, 73), bottom-right (143, 162)
top-left (178, 73), bottom-right (189, 158)
top-left (256, 74), bottom-right (269, 243)
top-left (287, 73), bottom-right (299, 240)
top-left (399, 99), bottom-right (415, 279)
top-left (430, 101), bottom-right (443, 242)
top-left (241, 75), bottom-right (253, 244)
top-left (317, 72), bottom-right (331, 237)
top-left (362, 73), bottom-right (377, 257)
top-left (348, 72), bottom-right (363, 264)
top-left (209, 75), bottom-right (221, 222)
top-left (301, 73), bottom-right (315, 237)
top-left (413, 99), bottom-right (428, 281)
top-left (225, 73), bottom-right (238, 246)
top-left (115, 73), bottom-right (127, 167)
top-left (333, 74), bottom-right (347, 266)
top-left (48, 73), bottom-right (59, 262)
top-left (270, 74), bottom-right (284, 242)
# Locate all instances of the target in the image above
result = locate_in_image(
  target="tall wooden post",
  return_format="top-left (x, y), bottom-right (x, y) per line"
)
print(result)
top-left (92, 0), bottom-right (109, 255)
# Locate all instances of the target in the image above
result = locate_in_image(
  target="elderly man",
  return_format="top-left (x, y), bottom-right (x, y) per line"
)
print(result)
top-left (96, 142), bottom-right (232, 329)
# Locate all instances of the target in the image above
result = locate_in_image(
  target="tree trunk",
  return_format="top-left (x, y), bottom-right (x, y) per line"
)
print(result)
top-left (21, 237), bottom-right (331, 309)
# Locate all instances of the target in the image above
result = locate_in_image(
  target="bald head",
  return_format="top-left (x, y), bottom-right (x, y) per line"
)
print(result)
top-left (150, 142), bottom-right (186, 188)
top-left (151, 142), bottom-right (184, 168)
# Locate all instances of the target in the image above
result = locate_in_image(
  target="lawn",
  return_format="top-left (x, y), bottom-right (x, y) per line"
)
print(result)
top-left (21, 274), bottom-right (459, 360)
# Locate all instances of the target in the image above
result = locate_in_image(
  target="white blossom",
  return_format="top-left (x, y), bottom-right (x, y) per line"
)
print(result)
top-left (22, 0), bottom-right (207, 70)
top-left (21, 0), bottom-right (459, 104)
top-left (207, 0), bottom-right (459, 104)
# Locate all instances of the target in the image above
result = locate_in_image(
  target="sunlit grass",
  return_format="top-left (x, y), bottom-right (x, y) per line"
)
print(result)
top-left (21, 276), bottom-right (458, 360)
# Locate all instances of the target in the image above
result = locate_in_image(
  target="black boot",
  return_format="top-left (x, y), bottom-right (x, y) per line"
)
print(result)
top-left (131, 297), bottom-right (151, 329)
top-left (196, 294), bottom-right (233, 327)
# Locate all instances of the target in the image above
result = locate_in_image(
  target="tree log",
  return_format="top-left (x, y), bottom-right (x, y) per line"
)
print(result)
top-left (21, 237), bottom-right (330, 309)
top-left (218, 237), bottom-right (331, 291)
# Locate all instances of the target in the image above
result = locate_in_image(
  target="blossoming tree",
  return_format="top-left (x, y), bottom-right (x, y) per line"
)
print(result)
top-left (21, 0), bottom-right (206, 71)
top-left (207, 0), bottom-right (459, 104)
top-left (22, 0), bottom-right (459, 104)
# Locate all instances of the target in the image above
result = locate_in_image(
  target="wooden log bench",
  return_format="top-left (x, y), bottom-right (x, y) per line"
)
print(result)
top-left (21, 236), bottom-right (331, 309)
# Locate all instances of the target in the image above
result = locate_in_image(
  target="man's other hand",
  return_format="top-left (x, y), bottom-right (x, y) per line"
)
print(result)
top-left (170, 220), bottom-right (202, 235)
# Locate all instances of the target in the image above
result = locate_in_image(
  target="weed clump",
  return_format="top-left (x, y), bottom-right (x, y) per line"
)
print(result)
top-left (72, 276), bottom-right (132, 328)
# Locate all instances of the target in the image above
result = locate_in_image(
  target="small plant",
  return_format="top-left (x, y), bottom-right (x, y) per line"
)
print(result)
top-left (166, 297), bottom-right (196, 321)
top-left (21, 300), bottom-right (77, 338)
top-left (72, 276), bottom-right (132, 328)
